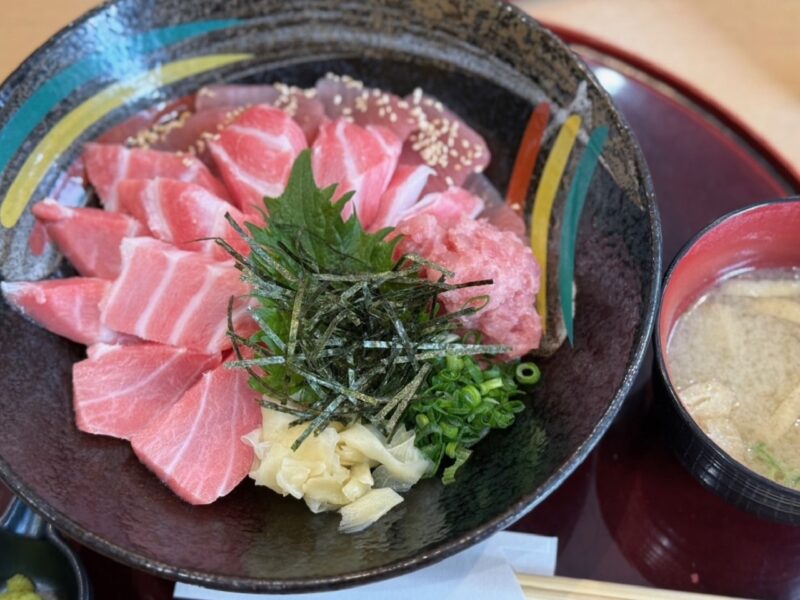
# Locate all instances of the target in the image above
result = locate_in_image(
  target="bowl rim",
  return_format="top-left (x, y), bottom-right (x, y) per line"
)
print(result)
top-left (654, 195), bottom-right (800, 501)
top-left (0, 0), bottom-right (662, 591)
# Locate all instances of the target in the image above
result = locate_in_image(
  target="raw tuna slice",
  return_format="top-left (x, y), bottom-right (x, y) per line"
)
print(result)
top-left (82, 143), bottom-right (230, 210)
top-left (400, 90), bottom-right (491, 189)
top-left (1, 277), bottom-right (132, 345)
top-left (117, 179), bottom-right (251, 260)
top-left (101, 237), bottom-right (252, 354)
top-left (196, 84), bottom-right (327, 145)
top-left (73, 343), bottom-right (220, 440)
top-left (480, 202), bottom-right (527, 241)
top-left (95, 96), bottom-right (195, 146)
top-left (311, 118), bottom-right (402, 228)
top-left (148, 107), bottom-right (245, 165)
top-left (209, 105), bottom-right (307, 215)
top-left (195, 84), bottom-right (280, 111)
top-left (368, 164), bottom-right (433, 232)
top-left (398, 186), bottom-right (484, 228)
top-left (315, 73), bottom-right (417, 141)
top-left (32, 199), bottom-right (146, 279)
top-left (273, 86), bottom-right (328, 145)
top-left (395, 213), bottom-right (541, 358)
top-left (131, 359), bottom-right (262, 505)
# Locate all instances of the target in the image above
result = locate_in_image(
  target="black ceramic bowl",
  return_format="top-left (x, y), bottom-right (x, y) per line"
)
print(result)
top-left (655, 198), bottom-right (800, 524)
top-left (0, 0), bottom-right (660, 591)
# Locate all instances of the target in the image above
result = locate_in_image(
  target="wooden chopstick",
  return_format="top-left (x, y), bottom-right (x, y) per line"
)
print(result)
top-left (517, 574), bottom-right (751, 600)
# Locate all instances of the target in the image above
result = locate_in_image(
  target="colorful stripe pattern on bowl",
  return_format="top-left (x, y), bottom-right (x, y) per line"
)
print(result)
top-left (0, 15), bottom-right (610, 348)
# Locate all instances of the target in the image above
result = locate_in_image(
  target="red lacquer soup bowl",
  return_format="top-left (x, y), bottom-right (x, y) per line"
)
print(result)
top-left (655, 197), bottom-right (800, 524)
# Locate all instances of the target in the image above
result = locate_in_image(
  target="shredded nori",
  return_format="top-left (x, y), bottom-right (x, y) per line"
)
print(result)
top-left (222, 151), bottom-right (511, 449)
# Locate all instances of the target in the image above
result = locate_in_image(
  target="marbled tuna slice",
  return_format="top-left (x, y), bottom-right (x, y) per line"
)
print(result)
top-left (197, 84), bottom-right (326, 144)
top-left (209, 105), bottom-right (307, 215)
top-left (195, 84), bottom-right (280, 111)
top-left (100, 237), bottom-right (251, 354)
top-left (397, 186), bottom-right (484, 229)
top-left (368, 164), bottom-right (433, 232)
top-left (400, 90), bottom-right (491, 189)
top-left (83, 143), bottom-right (229, 210)
top-left (117, 179), bottom-right (250, 260)
top-left (148, 107), bottom-right (244, 165)
top-left (131, 358), bottom-right (262, 505)
top-left (315, 73), bottom-right (417, 141)
top-left (311, 118), bottom-right (401, 228)
top-left (73, 343), bottom-right (220, 440)
top-left (32, 199), bottom-right (146, 279)
top-left (1, 277), bottom-right (132, 346)
top-left (480, 202), bottom-right (527, 241)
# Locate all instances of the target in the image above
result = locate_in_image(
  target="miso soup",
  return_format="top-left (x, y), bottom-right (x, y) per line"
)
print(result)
top-left (667, 269), bottom-right (800, 489)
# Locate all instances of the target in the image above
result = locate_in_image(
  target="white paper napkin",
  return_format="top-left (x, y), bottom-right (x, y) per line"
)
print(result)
top-left (174, 531), bottom-right (557, 600)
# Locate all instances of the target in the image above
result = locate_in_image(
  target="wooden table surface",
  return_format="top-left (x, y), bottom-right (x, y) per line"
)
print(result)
top-left (1, 0), bottom-right (798, 170)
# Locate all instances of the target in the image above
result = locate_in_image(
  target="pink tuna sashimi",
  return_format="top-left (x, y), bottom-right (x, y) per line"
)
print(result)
top-left (95, 96), bottom-right (195, 146)
top-left (1, 277), bottom-right (132, 346)
top-left (197, 84), bottom-right (326, 145)
top-left (400, 90), bottom-right (491, 189)
top-left (196, 84), bottom-right (281, 111)
top-left (209, 105), bottom-right (307, 215)
top-left (82, 143), bottom-right (229, 210)
top-left (480, 202), bottom-right (527, 242)
top-left (368, 164), bottom-right (433, 232)
top-left (398, 186), bottom-right (484, 229)
top-left (73, 343), bottom-right (220, 440)
top-left (311, 118), bottom-right (402, 228)
top-left (395, 213), bottom-right (541, 358)
top-left (117, 179), bottom-right (251, 260)
top-left (148, 107), bottom-right (245, 165)
top-left (271, 84), bottom-right (328, 144)
top-left (131, 359), bottom-right (262, 505)
top-left (315, 73), bottom-right (417, 141)
top-left (32, 199), bottom-right (146, 279)
top-left (100, 237), bottom-right (252, 354)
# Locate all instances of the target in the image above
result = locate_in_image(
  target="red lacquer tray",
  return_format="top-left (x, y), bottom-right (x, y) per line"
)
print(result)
top-left (2, 26), bottom-right (798, 600)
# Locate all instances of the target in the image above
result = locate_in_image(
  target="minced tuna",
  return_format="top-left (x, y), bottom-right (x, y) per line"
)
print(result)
top-left (395, 212), bottom-right (542, 358)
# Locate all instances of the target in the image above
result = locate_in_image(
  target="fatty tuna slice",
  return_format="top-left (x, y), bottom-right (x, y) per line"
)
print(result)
top-left (195, 84), bottom-right (280, 111)
top-left (147, 107), bottom-right (244, 165)
top-left (209, 105), bottom-right (307, 215)
top-left (1, 277), bottom-right (132, 346)
top-left (73, 343), bottom-right (220, 440)
top-left (131, 359), bottom-right (262, 505)
top-left (196, 84), bottom-right (327, 144)
top-left (368, 164), bottom-right (433, 232)
top-left (315, 74), bottom-right (417, 141)
top-left (117, 179), bottom-right (251, 260)
top-left (100, 237), bottom-right (252, 354)
top-left (398, 186), bottom-right (484, 229)
top-left (311, 118), bottom-right (401, 228)
top-left (32, 199), bottom-right (146, 279)
top-left (401, 90), bottom-right (491, 189)
top-left (480, 202), bottom-right (527, 242)
top-left (83, 143), bottom-right (230, 210)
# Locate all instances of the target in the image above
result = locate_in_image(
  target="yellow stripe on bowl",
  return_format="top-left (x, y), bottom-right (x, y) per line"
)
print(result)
top-left (529, 114), bottom-right (582, 330)
top-left (0, 53), bottom-right (253, 228)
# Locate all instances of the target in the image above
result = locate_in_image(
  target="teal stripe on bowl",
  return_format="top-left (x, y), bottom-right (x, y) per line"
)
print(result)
top-left (0, 19), bottom-right (239, 179)
top-left (558, 125), bottom-right (609, 344)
